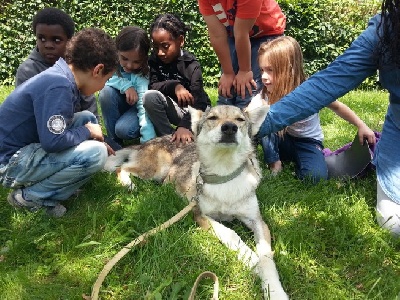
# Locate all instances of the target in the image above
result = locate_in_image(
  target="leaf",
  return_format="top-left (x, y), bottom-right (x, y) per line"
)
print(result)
top-left (75, 241), bottom-right (101, 248)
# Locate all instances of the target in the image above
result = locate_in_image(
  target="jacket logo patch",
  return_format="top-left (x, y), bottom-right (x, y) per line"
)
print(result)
top-left (47, 115), bottom-right (66, 134)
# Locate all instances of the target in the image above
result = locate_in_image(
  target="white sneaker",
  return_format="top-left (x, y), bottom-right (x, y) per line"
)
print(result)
top-left (7, 189), bottom-right (40, 211)
top-left (7, 189), bottom-right (67, 217)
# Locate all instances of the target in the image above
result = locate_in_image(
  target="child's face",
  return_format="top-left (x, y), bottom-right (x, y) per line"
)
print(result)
top-left (118, 49), bottom-right (145, 73)
top-left (259, 55), bottom-right (274, 93)
top-left (35, 23), bottom-right (69, 65)
top-left (79, 68), bottom-right (115, 96)
top-left (151, 29), bottom-right (183, 64)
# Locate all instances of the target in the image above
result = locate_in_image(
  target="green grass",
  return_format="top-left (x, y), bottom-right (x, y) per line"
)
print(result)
top-left (0, 86), bottom-right (399, 299)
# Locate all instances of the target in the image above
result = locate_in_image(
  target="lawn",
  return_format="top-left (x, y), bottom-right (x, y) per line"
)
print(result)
top-left (0, 85), bottom-right (399, 300)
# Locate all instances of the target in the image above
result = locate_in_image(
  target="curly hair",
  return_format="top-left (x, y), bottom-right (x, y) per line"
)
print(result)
top-left (378, 0), bottom-right (400, 66)
top-left (65, 28), bottom-right (118, 75)
top-left (32, 7), bottom-right (75, 39)
top-left (116, 26), bottom-right (150, 76)
top-left (150, 13), bottom-right (190, 39)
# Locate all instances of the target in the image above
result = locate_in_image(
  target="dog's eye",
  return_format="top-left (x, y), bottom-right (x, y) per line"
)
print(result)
top-left (207, 116), bottom-right (218, 120)
top-left (236, 117), bottom-right (246, 122)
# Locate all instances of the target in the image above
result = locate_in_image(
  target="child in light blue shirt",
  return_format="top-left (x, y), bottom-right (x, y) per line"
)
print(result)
top-left (99, 26), bottom-right (156, 149)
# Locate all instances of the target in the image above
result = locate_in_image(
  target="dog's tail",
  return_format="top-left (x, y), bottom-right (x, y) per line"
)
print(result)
top-left (103, 148), bottom-right (132, 172)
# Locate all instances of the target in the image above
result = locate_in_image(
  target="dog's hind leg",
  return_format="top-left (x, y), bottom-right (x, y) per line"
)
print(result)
top-left (241, 215), bottom-right (289, 300)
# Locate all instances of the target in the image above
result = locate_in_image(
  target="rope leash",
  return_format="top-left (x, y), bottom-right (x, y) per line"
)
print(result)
top-left (90, 200), bottom-right (197, 300)
top-left (188, 271), bottom-right (219, 300)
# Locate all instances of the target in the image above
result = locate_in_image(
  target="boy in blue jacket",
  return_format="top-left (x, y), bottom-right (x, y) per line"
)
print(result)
top-left (0, 28), bottom-right (118, 217)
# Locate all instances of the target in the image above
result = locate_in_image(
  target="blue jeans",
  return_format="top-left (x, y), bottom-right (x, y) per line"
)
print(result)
top-left (217, 35), bottom-right (282, 109)
top-left (261, 133), bottom-right (328, 183)
top-left (0, 111), bottom-right (108, 207)
top-left (99, 86), bottom-right (140, 146)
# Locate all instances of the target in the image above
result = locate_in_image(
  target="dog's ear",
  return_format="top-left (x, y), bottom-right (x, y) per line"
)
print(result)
top-left (245, 105), bottom-right (269, 137)
top-left (188, 106), bottom-right (205, 135)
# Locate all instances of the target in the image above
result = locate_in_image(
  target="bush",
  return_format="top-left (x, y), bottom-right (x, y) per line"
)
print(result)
top-left (0, 0), bottom-right (381, 88)
top-left (279, 0), bottom-right (381, 89)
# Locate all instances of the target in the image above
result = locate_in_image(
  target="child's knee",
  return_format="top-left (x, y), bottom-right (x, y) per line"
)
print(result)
top-left (376, 199), bottom-right (400, 236)
top-left (98, 86), bottom-right (116, 105)
top-left (143, 90), bottom-right (163, 110)
top-left (76, 141), bottom-right (108, 172)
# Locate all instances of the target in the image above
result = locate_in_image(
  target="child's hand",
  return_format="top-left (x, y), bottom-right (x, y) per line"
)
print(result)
top-left (357, 123), bottom-right (376, 145)
top-left (85, 122), bottom-right (104, 141)
top-left (175, 84), bottom-right (194, 107)
top-left (218, 73), bottom-right (235, 98)
top-left (171, 127), bottom-right (194, 146)
top-left (104, 142), bottom-right (116, 156)
top-left (125, 87), bottom-right (138, 105)
top-left (234, 70), bottom-right (256, 100)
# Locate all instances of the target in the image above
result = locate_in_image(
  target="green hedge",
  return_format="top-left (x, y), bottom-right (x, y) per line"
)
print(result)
top-left (0, 0), bottom-right (381, 88)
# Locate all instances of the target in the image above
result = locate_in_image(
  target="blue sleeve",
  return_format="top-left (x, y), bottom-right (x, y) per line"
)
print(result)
top-left (106, 70), bottom-right (134, 93)
top-left (259, 15), bottom-right (380, 137)
top-left (36, 86), bottom-right (90, 152)
top-left (133, 75), bottom-right (156, 143)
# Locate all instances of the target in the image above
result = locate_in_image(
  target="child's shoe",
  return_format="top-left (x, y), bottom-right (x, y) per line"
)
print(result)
top-left (7, 189), bottom-right (67, 217)
top-left (46, 204), bottom-right (67, 218)
top-left (7, 189), bottom-right (40, 211)
top-left (268, 161), bottom-right (282, 176)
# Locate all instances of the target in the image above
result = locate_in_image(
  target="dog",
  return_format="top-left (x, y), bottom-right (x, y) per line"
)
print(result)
top-left (104, 105), bottom-right (288, 299)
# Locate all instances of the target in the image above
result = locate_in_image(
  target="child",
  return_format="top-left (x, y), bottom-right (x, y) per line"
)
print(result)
top-left (249, 36), bottom-right (376, 182)
top-left (0, 28), bottom-right (118, 217)
top-left (143, 13), bottom-right (211, 144)
top-left (198, 0), bottom-right (286, 108)
top-left (98, 26), bottom-right (156, 150)
top-left (15, 7), bottom-right (99, 120)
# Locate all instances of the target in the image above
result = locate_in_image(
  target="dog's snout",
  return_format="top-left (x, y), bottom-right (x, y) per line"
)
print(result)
top-left (221, 122), bottom-right (238, 135)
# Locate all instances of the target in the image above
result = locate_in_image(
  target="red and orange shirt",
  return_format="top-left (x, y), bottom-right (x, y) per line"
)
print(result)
top-left (198, 0), bottom-right (286, 38)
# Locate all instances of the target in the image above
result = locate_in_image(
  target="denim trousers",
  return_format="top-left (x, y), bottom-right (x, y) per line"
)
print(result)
top-left (98, 86), bottom-right (140, 146)
top-left (261, 133), bottom-right (328, 183)
top-left (217, 35), bottom-right (282, 109)
top-left (0, 111), bottom-right (108, 207)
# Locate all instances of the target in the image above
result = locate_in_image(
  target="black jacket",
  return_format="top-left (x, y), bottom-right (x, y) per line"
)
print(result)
top-left (148, 50), bottom-right (211, 129)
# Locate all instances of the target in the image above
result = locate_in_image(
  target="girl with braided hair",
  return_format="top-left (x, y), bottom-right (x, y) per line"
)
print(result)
top-left (143, 13), bottom-right (211, 145)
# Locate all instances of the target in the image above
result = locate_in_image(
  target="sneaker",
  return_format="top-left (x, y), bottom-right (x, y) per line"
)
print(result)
top-left (268, 161), bottom-right (282, 176)
top-left (7, 189), bottom-right (40, 211)
top-left (46, 204), bottom-right (67, 218)
top-left (7, 189), bottom-right (67, 217)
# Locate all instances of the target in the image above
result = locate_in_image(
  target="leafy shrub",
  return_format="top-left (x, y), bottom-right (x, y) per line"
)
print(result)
top-left (0, 0), bottom-right (381, 88)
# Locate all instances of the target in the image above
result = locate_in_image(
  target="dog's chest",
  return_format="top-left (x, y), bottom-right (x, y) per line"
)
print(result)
top-left (197, 170), bottom-right (259, 218)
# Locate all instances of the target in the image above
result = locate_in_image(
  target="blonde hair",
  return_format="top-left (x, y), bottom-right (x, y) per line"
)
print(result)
top-left (258, 36), bottom-right (306, 105)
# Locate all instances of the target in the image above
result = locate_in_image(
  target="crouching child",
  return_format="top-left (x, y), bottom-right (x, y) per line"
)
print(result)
top-left (0, 28), bottom-right (118, 217)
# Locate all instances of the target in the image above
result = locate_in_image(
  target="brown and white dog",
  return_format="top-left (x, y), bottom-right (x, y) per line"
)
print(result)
top-left (104, 105), bottom-right (288, 299)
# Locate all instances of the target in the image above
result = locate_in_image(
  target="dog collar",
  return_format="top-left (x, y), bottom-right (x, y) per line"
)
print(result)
top-left (199, 162), bottom-right (247, 184)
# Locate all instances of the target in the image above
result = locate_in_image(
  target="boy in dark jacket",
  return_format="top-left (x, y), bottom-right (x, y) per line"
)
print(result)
top-left (15, 7), bottom-right (99, 119)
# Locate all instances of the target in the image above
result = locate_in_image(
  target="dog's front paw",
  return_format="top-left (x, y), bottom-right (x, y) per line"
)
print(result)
top-left (263, 286), bottom-right (289, 300)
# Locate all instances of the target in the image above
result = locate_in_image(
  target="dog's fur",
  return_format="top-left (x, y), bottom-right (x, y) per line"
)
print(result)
top-left (104, 105), bottom-right (288, 299)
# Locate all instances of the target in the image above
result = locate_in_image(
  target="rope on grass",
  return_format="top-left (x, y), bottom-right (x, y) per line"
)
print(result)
top-left (188, 271), bottom-right (219, 300)
top-left (90, 200), bottom-right (197, 300)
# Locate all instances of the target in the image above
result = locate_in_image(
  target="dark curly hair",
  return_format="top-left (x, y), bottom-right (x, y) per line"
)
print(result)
top-left (150, 13), bottom-right (190, 39)
top-left (32, 7), bottom-right (75, 39)
top-left (65, 28), bottom-right (118, 75)
top-left (378, 0), bottom-right (400, 66)
top-left (116, 26), bottom-right (150, 76)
